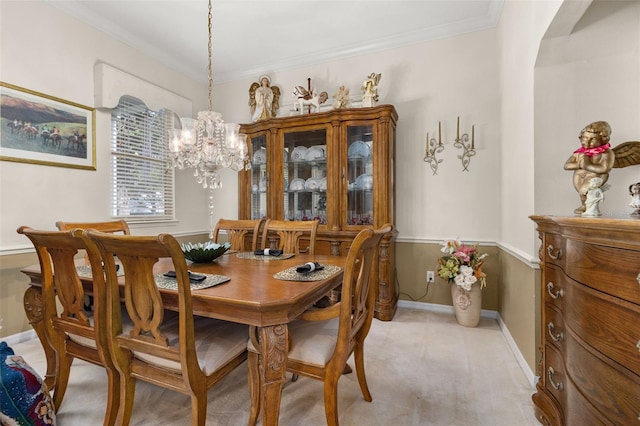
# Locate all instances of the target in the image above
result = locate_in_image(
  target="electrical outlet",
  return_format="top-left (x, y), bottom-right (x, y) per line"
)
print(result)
top-left (427, 270), bottom-right (435, 283)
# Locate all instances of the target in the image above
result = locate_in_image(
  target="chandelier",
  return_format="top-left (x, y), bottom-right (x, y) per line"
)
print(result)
top-left (168, 0), bottom-right (250, 190)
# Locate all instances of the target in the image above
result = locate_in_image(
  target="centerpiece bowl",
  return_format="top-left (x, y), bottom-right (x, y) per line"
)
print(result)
top-left (181, 242), bottom-right (231, 263)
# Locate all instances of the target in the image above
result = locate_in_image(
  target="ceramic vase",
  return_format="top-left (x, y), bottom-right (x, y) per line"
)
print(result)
top-left (450, 282), bottom-right (482, 327)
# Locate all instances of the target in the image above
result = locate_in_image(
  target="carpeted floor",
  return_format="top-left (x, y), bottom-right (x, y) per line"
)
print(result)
top-left (8, 308), bottom-right (538, 425)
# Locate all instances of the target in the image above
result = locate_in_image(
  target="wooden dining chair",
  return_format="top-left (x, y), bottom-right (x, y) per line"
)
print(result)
top-left (212, 218), bottom-right (263, 252)
top-left (260, 219), bottom-right (319, 254)
top-left (83, 230), bottom-right (248, 426)
top-left (16, 226), bottom-right (120, 426)
top-left (248, 223), bottom-right (392, 426)
top-left (56, 220), bottom-right (131, 312)
top-left (55, 219), bottom-right (131, 235)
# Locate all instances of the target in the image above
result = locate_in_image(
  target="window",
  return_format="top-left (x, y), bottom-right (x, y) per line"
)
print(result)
top-left (110, 95), bottom-right (175, 221)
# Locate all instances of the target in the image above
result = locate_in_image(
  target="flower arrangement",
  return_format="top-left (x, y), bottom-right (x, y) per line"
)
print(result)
top-left (437, 239), bottom-right (488, 291)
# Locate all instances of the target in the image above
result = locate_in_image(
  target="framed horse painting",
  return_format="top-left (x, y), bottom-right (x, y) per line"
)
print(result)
top-left (0, 82), bottom-right (96, 170)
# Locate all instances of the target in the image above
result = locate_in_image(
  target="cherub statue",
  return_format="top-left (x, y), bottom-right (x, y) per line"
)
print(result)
top-left (361, 72), bottom-right (381, 108)
top-left (629, 182), bottom-right (640, 216)
top-left (564, 120), bottom-right (640, 214)
top-left (248, 75), bottom-right (281, 122)
top-left (332, 85), bottom-right (350, 109)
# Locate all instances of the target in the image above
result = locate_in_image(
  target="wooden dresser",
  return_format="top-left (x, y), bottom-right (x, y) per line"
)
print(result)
top-left (530, 215), bottom-right (640, 425)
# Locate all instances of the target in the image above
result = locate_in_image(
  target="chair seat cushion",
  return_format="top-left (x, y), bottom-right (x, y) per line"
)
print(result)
top-left (133, 317), bottom-right (248, 375)
top-left (247, 318), bottom-right (339, 367)
top-left (68, 311), bottom-right (134, 349)
top-left (287, 317), bottom-right (339, 367)
top-left (0, 341), bottom-right (56, 425)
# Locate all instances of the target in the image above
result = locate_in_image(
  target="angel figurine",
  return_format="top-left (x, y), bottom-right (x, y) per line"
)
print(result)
top-left (332, 85), bottom-right (351, 109)
top-left (564, 120), bottom-right (640, 214)
top-left (361, 72), bottom-right (381, 107)
top-left (249, 75), bottom-right (281, 122)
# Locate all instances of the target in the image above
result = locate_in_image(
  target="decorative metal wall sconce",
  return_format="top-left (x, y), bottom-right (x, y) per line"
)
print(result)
top-left (424, 121), bottom-right (445, 175)
top-left (453, 116), bottom-right (476, 171)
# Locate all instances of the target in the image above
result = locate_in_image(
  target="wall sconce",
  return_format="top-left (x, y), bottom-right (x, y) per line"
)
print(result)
top-left (424, 121), bottom-right (445, 175)
top-left (453, 116), bottom-right (476, 171)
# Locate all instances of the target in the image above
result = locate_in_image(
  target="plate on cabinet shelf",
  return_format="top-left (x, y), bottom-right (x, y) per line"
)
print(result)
top-left (347, 141), bottom-right (371, 159)
top-left (290, 146), bottom-right (308, 162)
top-left (318, 177), bottom-right (327, 191)
top-left (306, 146), bottom-right (325, 162)
top-left (289, 178), bottom-right (305, 191)
top-left (305, 177), bottom-right (319, 191)
top-left (253, 147), bottom-right (266, 165)
top-left (356, 173), bottom-right (373, 190)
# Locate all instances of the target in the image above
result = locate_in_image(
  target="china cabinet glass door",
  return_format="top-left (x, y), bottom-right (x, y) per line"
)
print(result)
top-left (283, 128), bottom-right (327, 224)
top-left (345, 124), bottom-right (374, 226)
top-left (249, 134), bottom-right (267, 219)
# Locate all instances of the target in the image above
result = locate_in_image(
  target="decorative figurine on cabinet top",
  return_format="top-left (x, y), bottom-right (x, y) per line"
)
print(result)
top-left (361, 72), bottom-right (381, 108)
top-left (249, 75), bottom-right (281, 122)
top-left (293, 84), bottom-right (328, 115)
top-left (564, 120), bottom-right (640, 215)
top-left (629, 182), bottom-right (640, 216)
top-left (332, 85), bottom-right (351, 109)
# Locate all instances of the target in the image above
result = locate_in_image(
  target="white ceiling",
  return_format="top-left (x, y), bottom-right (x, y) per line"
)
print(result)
top-left (51, 0), bottom-right (504, 84)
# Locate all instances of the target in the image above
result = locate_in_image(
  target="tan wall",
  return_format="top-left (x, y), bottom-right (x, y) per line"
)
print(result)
top-left (396, 241), bottom-right (499, 311)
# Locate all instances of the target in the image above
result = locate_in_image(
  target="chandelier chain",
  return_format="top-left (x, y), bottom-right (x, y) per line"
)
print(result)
top-left (207, 0), bottom-right (213, 112)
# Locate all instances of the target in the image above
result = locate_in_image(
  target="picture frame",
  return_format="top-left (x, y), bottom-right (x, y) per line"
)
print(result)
top-left (1, 82), bottom-right (96, 170)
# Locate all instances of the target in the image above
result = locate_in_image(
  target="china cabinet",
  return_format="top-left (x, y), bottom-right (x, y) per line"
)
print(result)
top-left (239, 105), bottom-right (398, 320)
top-left (530, 215), bottom-right (640, 425)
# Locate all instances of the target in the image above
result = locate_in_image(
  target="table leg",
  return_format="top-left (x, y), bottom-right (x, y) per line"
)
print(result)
top-left (23, 285), bottom-right (56, 389)
top-left (254, 324), bottom-right (288, 426)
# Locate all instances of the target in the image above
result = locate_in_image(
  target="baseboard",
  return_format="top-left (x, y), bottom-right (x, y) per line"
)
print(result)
top-left (397, 300), bottom-right (536, 389)
top-left (2, 329), bottom-right (37, 346)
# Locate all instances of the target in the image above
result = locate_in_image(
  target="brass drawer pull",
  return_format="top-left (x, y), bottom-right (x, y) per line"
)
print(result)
top-left (547, 322), bottom-right (563, 342)
top-left (637, 272), bottom-right (640, 286)
top-left (636, 340), bottom-right (640, 352)
top-left (547, 245), bottom-right (562, 260)
top-left (548, 367), bottom-right (563, 391)
top-left (547, 282), bottom-right (564, 299)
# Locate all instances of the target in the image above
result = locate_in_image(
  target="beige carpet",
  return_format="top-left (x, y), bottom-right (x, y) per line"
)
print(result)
top-left (8, 308), bottom-right (538, 425)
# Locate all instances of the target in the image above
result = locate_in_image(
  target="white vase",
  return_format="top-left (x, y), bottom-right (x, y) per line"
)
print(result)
top-left (450, 282), bottom-right (482, 327)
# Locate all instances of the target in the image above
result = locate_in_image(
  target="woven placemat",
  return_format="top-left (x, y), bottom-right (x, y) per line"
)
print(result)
top-left (76, 265), bottom-right (124, 278)
top-left (274, 264), bottom-right (342, 282)
top-left (236, 252), bottom-right (295, 260)
top-left (154, 274), bottom-right (230, 290)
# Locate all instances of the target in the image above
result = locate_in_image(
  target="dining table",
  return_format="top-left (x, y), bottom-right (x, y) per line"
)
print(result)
top-left (20, 250), bottom-right (347, 426)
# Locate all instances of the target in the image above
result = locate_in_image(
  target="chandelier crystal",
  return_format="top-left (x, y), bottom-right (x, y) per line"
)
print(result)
top-left (168, 0), bottom-right (250, 189)
top-left (168, 0), bottom-right (251, 235)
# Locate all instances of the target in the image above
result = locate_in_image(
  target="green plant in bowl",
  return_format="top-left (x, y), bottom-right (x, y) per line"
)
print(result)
top-left (181, 242), bottom-right (231, 263)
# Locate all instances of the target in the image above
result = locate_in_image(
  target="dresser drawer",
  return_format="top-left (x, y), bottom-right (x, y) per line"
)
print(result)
top-left (543, 233), bottom-right (566, 268)
top-left (564, 275), bottom-right (640, 377)
top-left (565, 328), bottom-right (640, 424)
top-left (544, 343), bottom-right (567, 408)
top-left (544, 304), bottom-right (565, 351)
top-left (544, 265), bottom-right (567, 310)
top-left (565, 239), bottom-right (640, 305)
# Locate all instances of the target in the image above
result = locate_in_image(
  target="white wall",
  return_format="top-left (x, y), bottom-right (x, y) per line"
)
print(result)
top-left (498, 0), bottom-right (563, 259)
top-left (0, 1), bottom-right (212, 251)
top-left (218, 29), bottom-right (503, 244)
top-left (535, 0), bottom-right (640, 218)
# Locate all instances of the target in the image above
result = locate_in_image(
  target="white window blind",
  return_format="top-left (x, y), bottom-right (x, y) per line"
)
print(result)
top-left (110, 95), bottom-right (175, 221)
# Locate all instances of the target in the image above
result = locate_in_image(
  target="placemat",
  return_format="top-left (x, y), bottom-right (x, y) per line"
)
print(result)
top-left (154, 274), bottom-right (230, 290)
top-left (274, 264), bottom-right (342, 282)
top-left (76, 265), bottom-right (124, 278)
top-left (236, 252), bottom-right (295, 260)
